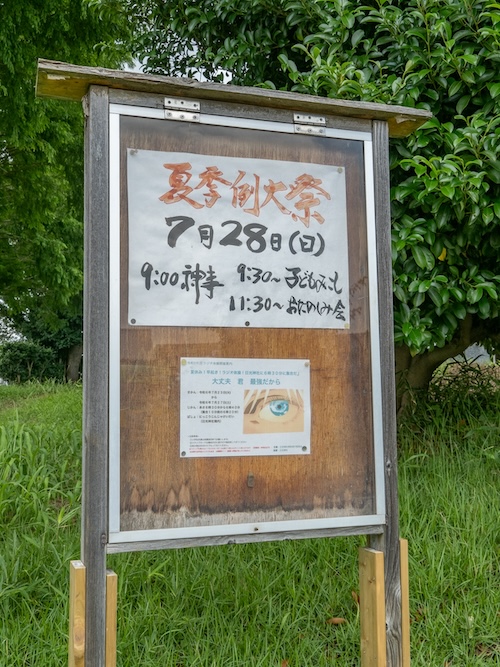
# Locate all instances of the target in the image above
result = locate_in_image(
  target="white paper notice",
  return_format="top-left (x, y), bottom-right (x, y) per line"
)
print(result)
top-left (127, 149), bottom-right (349, 329)
top-left (180, 358), bottom-right (311, 458)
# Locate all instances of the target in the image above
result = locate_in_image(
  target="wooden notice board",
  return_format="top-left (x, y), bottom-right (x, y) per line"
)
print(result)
top-left (36, 61), bottom-right (431, 666)
top-left (107, 102), bottom-right (385, 549)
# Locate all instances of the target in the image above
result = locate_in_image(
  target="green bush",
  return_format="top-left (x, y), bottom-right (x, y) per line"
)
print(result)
top-left (0, 341), bottom-right (64, 383)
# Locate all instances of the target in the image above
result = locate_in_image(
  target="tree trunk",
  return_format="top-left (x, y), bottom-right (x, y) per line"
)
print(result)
top-left (66, 342), bottom-right (83, 382)
top-left (395, 315), bottom-right (476, 415)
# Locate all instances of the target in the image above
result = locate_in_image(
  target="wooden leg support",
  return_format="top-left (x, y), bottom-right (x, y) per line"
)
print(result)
top-left (105, 570), bottom-right (118, 667)
top-left (69, 561), bottom-right (86, 667)
top-left (68, 561), bottom-right (118, 667)
top-left (359, 541), bottom-right (411, 667)
top-left (68, 545), bottom-right (407, 667)
top-left (359, 547), bottom-right (387, 667)
top-left (400, 539), bottom-right (411, 667)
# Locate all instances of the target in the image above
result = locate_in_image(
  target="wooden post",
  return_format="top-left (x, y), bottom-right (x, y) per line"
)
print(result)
top-left (400, 539), bottom-right (411, 667)
top-left (359, 547), bottom-right (387, 666)
top-left (105, 571), bottom-right (118, 667)
top-left (82, 84), bottom-right (110, 666)
top-left (370, 119), bottom-right (402, 666)
top-left (69, 561), bottom-right (86, 667)
top-left (68, 564), bottom-right (118, 667)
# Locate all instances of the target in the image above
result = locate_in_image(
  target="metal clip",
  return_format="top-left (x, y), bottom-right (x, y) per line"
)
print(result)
top-left (294, 124), bottom-right (327, 136)
top-left (293, 112), bottom-right (326, 136)
top-left (164, 97), bottom-right (200, 122)
top-left (293, 113), bottom-right (326, 125)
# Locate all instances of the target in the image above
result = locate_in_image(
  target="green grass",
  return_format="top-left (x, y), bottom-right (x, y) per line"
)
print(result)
top-left (1, 375), bottom-right (499, 666)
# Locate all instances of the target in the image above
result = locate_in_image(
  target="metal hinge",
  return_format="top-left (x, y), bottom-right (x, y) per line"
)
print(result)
top-left (293, 113), bottom-right (326, 136)
top-left (164, 97), bottom-right (200, 122)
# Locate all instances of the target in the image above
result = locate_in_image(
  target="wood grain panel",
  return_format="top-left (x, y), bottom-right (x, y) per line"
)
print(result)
top-left (118, 116), bottom-right (376, 531)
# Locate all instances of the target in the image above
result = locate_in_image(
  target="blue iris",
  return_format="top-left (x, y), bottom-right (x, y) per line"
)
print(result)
top-left (269, 400), bottom-right (289, 417)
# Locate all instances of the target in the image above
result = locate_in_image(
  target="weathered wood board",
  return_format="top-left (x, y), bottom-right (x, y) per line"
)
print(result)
top-left (36, 59), bottom-right (431, 138)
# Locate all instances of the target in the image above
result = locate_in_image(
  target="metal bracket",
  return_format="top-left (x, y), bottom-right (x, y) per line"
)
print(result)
top-left (164, 97), bottom-right (200, 122)
top-left (293, 113), bottom-right (326, 136)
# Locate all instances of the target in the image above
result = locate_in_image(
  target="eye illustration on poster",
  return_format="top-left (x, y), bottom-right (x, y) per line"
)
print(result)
top-left (243, 389), bottom-right (305, 434)
top-left (127, 150), bottom-right (349, 330)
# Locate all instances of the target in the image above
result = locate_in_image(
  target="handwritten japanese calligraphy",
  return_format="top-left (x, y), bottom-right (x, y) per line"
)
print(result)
top-left (127, 149), bottom-right (349, 328)
top-left (160, 163), bottom-right (331, 228)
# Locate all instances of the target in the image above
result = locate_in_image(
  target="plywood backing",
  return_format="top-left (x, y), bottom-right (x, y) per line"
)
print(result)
top-left (117, 116), bottom-right (376, 532)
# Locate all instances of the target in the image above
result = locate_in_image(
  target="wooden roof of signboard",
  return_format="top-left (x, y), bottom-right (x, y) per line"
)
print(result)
top-left (36, 59), bottom-right (431, 138)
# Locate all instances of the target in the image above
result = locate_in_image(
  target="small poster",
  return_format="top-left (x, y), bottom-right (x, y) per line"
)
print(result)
top-left (180, 358), bottom-right (311, 458)
top-left (127, 149), bottom-right (349, 329)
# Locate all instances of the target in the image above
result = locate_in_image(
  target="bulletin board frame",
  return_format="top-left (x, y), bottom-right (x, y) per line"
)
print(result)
top-left (107, 103), bottom-right (386, 550)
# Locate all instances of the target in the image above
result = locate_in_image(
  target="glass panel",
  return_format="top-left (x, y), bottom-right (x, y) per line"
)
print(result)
top-left (118, 116), bottom-right (374, 533)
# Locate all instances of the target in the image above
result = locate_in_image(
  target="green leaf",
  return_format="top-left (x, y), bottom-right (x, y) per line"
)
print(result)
top-left (418, 280), bottom-right (431, 293)
top-left (351, 29), bottom-right (364, 48)
top-left (413, 292), bottom-right (425, 307)
top-left (427, 287), bottom-right (443, 307)
top-left (442, 311), bottom-right (457, 330)
top-left (460, 54), bottom-right (478, 65)
top-left (441, 185), bottom-right (456, 199)
top-left (477, 297), bottom-right (490, 317)
top-left (467, 287), bottom-right (483, 304)
top-left (448, 80), bottom-right (462, 96)
top-left (440, 287), bottom-right (450, 304)
top-left (402, 322), bottom-right (413, 336)
top-left (412, 246), bottom-right (436, 271)
top-left (408, 328), bottom-right (425, 350)
top-left (408, 280), bottom-right (420, 293)
top-left (414, 163), bottom-right (428, 177)
top-left (482, 284), bottom-right (498, 299)
top-left (461, 70), bottom-right (475, 84)
top-left (435, 208), bottom-right (451, 228)
top-left (488, 82), bottom-right (500, 98)
top-left (452, 303), bottom-right (467, 319)
top-left (393, 284), bottom-right (406, 302)
top-left (449, 287), bottom-right (464, 301)
top-left (456, 95), bottom-right (470, 115)
top-left (482, 207), bottom-right (494, 225)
